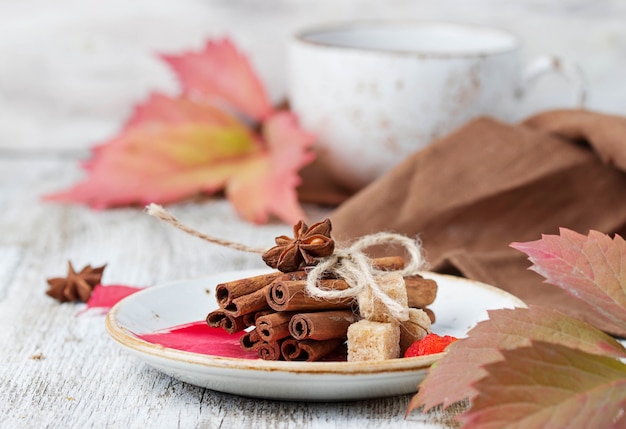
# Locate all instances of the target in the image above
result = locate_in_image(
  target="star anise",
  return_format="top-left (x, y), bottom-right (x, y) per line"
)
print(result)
top-left (46, 261), bottom-right (106, 303)
top-left (262, 219), bottom-right (335, 272)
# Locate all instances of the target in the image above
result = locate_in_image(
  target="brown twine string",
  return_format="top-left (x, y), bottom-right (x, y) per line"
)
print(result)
top-left (305, 233), bottom-right (426, 321)
top-left (145, 203), bottom-right (267, 254)
top-left (146, 203), bottom-right (427, 321)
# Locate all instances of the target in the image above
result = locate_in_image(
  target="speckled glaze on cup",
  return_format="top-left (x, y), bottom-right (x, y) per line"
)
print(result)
top-left (288, 21), bottom-right (585, 190)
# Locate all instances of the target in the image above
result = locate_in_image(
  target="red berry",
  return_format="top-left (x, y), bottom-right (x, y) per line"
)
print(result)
top-left (403, 333), bottom-right (458, 357)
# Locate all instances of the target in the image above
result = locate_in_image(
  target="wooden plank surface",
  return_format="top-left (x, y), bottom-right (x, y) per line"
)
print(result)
top-left (0, 156), bottom-right (457, 428)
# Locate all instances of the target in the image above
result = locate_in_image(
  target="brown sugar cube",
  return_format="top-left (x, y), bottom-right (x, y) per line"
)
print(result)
top-left (347, 320), bottom-right (400, 362)
top-left (357, 273), bottom-right (408, 323)
top-left (399, 308), bottom-right (432, 354)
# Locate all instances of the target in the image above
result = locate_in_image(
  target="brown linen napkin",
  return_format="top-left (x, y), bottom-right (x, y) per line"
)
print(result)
top-left (327, 109), bottom-right (626, 337)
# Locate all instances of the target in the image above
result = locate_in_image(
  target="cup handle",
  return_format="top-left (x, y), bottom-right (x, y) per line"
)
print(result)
top-left (518, 55), bottom-right (587, 108)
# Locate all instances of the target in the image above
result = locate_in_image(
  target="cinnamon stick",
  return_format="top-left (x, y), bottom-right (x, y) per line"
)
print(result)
top-left (205, 309), bottom-right (247, 334)
top-left (215, 272), bottom-right (282, 308)
top-left (281, 338), bottom-right (345, 362)
top-left (267, 272), bottom-right (428, 314)
top-left (405, 275), bottom-right (438, 308)
top-left (256, 312), bottom-right (295, 341)
top-left (266, 279), bottom-right (353, 312)
top-left (240, 328), bottom-right (261, 351)
top-left (216, 258), bottom-right (399, 310)
top-left (371, 256), bottom-right (405, 270)
top-left (223, 285), bottom-right (271, 317)
top-left (257, 340), bottom-right (283, 360)
top-left (289, 310), bottom-right (359, 340)
top-left (242, 309), bottom-right (274, 328)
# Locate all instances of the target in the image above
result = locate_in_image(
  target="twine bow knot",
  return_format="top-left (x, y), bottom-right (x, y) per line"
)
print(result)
top-left (305, 232), bottom-right (426, 321)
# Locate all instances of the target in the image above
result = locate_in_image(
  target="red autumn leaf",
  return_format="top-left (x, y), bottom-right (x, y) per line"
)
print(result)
top-left (162, 38), bottom-right (274, 121)
top-left (137, 321), bottom-right (257, 359)
top-left (44, 37), bottom-right (316, 224)
top-left (122, 90), bottom-right (244, 130)
top-left (85, 284), bottom-right (143, 312)
top-left (138, 319), bottom-right (346, 361)
top-left (44, 94), bottom-right (257, 208)
top-left (408, 306), bottom-right (626, 415)
top-left (459, 342), bottom-right (626, 429)
top-left (511, 228), bottom-right (626, 334)
top-left (44, 94), bottom-right (314, 224)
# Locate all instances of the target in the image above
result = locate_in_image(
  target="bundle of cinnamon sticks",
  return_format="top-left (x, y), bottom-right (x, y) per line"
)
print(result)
top-left (206, 256), bottom-right (438, 361)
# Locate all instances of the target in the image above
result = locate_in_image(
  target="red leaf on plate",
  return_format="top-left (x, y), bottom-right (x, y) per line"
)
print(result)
top-left (85, 284), bottom-right (143, 311)
top-left (162, 38), bottom-right (274, 121)
top-left (459, 342), bottom-right (626, 429)
top-left (137, 321), bottom-right (258, 359)
top-left (511, 228), bottom-right (626, 334)
top-left (408, 306), bottom-right (626, 415)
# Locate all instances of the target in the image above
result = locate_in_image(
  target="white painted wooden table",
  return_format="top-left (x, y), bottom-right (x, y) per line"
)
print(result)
top-left (0, 155), bottom-right (462, 428)
top-left (1, 2), bottom-right (624, 426)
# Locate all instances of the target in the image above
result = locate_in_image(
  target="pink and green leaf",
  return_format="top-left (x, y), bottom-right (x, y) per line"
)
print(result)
top-left (161, 38), bottom-right (274, 121)
top-left (459, 342), bottom-right (626, 429)
top-left (122, 93), bottom-right (246, 129)
top-left (226, 111), bottom-right (316, 224)
top-left (45, 38), bottom-right (316, 225)
top-left (511, 228), bottom-right (626, 333)
top-left (44, 94), bottom-right (260, 209)
top-left (409, 305), bottom-right (626, 414)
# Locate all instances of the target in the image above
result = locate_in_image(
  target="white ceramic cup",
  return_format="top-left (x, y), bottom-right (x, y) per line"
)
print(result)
top-left (288, 21), bottom-right (586, 190)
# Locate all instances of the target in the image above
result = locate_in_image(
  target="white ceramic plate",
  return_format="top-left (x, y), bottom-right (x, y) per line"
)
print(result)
top-left (105, 270), bottom-right (526, 401)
